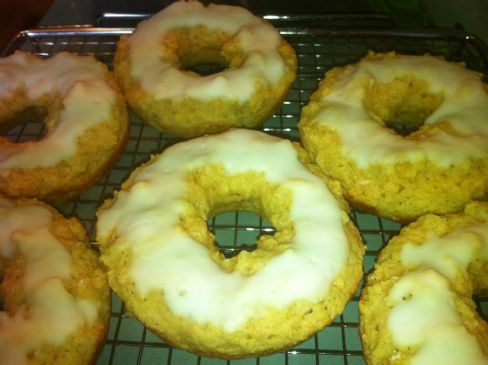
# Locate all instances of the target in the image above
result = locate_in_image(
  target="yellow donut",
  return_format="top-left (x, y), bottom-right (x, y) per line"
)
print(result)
top-left (96, 129), bottom-right (364, 358)
top-left (114, 0), bottom-right (297, 138)
top-left (299, 51), bottom-right (488, 221)
top-left (0, 51), bottom-right (129, 202)
top-left (0, 196), bottom-right (111, 364)
top-left (360, 201), bottom-right (488, 364)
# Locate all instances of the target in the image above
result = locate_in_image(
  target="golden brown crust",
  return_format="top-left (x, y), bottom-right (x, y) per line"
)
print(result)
top-left (359, 201), bottom-right (488, 365)
top-left (0, 55), bottom-right (129, 203)
top-left (0, 196), bottom-right (111, 365)
top-left (97, 145), bottom-right (364, 358)
top-left (299, 51), bottom-right (488, 222)
top-left (114, 24), bottom-right (297, 138)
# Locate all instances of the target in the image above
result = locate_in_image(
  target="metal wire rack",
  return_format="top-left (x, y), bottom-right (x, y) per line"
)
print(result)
top-left (2, 16), bottom-right (488, 365)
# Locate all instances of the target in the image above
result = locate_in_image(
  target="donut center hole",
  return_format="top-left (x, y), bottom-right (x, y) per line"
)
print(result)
top-left (2, 106), bottom-right (48, 142)
top-left (182, 62), bottom-right (228, 76)
top-left (167, 27), bottom-right (236, 76)
top-left (364, 78), bottom-right (444, 136)
top-left (475, 297), bottom-right (488, 322)
top-left (207, 210), bottom-right (276, 259)
top-left (183, 167), bottom-right (293, 275)
top-left (179, 47), bottom-right (229, 76)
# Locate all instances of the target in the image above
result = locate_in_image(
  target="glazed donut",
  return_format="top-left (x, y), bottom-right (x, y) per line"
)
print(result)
top-left (0, 196), bottom-right (111, 364)
top-left (299, 51), bottom-right (488, 221)
top-left (359, 201), bottom-right (488, 365)
top-left (114, 0), bottom-right (297, 138)
top-left (96, 129), bottom-right (364, 358)
top-left (0, 51), bottom-right (129, 202)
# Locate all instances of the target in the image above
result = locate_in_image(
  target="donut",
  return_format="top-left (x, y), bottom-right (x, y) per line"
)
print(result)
top-left (298, 51), bottom-right (488, 221)
top-left (0, 51), bottom-right (129, 202)
top-left (359, 201), bottom-right (488, 364)
top-left (96, 129), bottom-right (364, 358)
top-left (114, 0), bottom-right (297, 138)
top-left (0, 196), bottom-right (111, 364)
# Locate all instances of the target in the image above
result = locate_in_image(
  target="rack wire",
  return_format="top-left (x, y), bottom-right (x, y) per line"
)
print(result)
top-left (2, 17), bottom-right (488, 365)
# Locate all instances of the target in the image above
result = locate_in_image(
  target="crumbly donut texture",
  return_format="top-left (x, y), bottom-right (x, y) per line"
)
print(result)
top-left (0, 196), bottom-right (111, 365)
top-left (0, 51), bottom-right (129, 202)
top-left (96, 129), bottom-right (364, 358)
top-left (114, 0), bottom-right (297, 138)
top-left (299, 51), bottom-right (488, 221)
top-left (359, 201), bottom-right (488, 365)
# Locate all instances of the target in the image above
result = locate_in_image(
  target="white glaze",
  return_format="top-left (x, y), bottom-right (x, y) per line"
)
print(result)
top-left (388, 270), bottom-right (488, 365)
top-left (401, 222), bottom-right (488, 280)
top-left (97, 129), bottom-right (350, 331)
top-left (0, 51), bottom-right (115, 169)
top-left (128, 0), bottom-right (285, 102)
top-left (388, 216), bottom-right (488, 364)
top-left (311, 54), bottom-right (488, 167)
top-left (0, 199), bottom-right (97, 365)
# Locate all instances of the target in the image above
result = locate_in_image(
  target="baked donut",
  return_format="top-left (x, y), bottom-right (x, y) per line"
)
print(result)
top-left (96, 129), bottom-right (364, 358)
top-left (0, 51), bottom-right (129, 202)
top-left (359, 201), bottom-right (488, 365)
top-left (299, 51), bottom-right (488, 221)
top-left (0, 196), bottom-right (111, 364)
top-left (114, 0), bottom-right (297, 138)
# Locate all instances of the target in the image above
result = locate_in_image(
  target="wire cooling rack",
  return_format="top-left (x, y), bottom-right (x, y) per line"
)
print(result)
top-left (2, 16), bottom-right (488, 365)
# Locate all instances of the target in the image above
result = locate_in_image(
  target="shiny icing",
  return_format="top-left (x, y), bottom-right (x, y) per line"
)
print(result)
top-left (128, 0), bottom-right (286, 102)
top-left (401, 222), bottom-right (488, 280)
top-left (388, 270), bottom-right (488, 365)
top-left (387, 220), bottom-right (488, 364)
top-left (97, 129), bottom-right (349, 331)
top-left (312, 54), bottom-right (488, 167)
top-left (0, 199), bottom-right (97, 364)
top-left (0, 51), bottom-right (115, 169)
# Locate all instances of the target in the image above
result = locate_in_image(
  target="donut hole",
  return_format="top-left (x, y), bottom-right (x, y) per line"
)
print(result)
top-left (183, 63), bottom-right (228, 76)
top-left (0, 91), bottom-right (61, 143)
top-left (1, 105), bottom-right (48, 142)
top-left (178, 43), bottom-right (229, 76)
top-left (183, 165), bottom-right (293, 275)
top-left (164, 27), bottom-right (241, 76)
top-left (363, 77), bottom-right (444, 136)
top-left (208, 210), bottom-right (275, 259)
